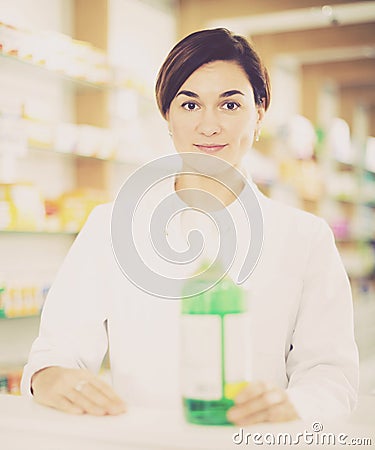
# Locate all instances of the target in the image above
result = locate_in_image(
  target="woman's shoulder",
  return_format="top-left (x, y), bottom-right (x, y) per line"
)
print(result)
top-left (84, 202), bottom-right (113, 225)
top-left (77, 202), bottom-right (114, 241)
top-left (260, 193), bottom-right (328, 241)
top-left (90, 202), bottom-right (113, 219)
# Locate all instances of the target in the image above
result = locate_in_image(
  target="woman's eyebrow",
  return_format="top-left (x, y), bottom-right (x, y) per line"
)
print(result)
top-left (176, 90), bottom-right (199, 98)
top-left (176, 89), bottom-right (244, 99)
top-left (220, 90), bottom-right (244, 98)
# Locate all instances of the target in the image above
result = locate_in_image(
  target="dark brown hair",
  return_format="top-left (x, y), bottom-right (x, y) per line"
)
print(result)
top-left (155, 28), bottom-right (271, 118)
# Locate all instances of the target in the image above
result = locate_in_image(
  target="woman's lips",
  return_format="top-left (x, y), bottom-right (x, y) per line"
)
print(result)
top-left (194, 144), bottom-right (228, 153)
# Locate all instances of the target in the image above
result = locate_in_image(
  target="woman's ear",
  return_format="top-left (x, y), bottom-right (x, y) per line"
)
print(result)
top-left (254, 102), bottom-right (265, 142)
top-left (256, 101), bottom-right (265, 126)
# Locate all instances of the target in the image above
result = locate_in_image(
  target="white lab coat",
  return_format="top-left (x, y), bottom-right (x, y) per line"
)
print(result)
top-left (21, 176), bottom-right (359, 421)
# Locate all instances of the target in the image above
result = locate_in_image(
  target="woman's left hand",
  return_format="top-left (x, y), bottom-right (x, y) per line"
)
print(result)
top-left (226, 381), bottom-right (300, 425)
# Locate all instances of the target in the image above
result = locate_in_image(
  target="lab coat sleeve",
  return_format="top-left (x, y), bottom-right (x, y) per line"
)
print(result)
top-left (21, 206), bottom-right (109, 397)
top-left (286, 218), bottom-right (359, 421)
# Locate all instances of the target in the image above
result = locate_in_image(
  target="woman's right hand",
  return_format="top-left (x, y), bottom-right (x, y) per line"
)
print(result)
top-left (31, 366), bottom-right (126, 416)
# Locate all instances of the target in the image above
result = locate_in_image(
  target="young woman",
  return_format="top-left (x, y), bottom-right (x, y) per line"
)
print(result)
top-left (21, 28), bottom-right (358, 426)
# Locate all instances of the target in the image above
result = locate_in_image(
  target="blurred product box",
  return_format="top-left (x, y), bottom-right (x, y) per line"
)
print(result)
top-left (365, 137), bottom-right (375, 173)
top-left (326, 172), bottom-right (359, 202)
top-left (0, 183), bottom-right (107, 233)
top-left (0, 110), bottom-right (28, 159)
top-left (0, 22), bottom-right (111, 85)
top-left (0, 183), bottom-right (45, 230)
top-left (75, 125), bottom-right (117, 159)
top-left (54, 122), bottom-right (78, 154)
top-left (24, 118), bottom-right (54, 149)
top-left (340, 244), bottom-right (375, 279)
top-left (0, 282), bottom-right (49, 318)
top-left (59, 188), bottom-right (108, 232)
top-left (0, 368), bottom-right (22, 396)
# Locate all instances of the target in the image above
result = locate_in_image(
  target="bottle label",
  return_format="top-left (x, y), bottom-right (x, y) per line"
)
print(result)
top-left (224, 313), bottom-right (249, 384)
top-left (223, 313), bottom-right (250, 399)
top-left (181, 315), bottom-right (222, 400)
top-left (180, 313), bottom-right (249, 401)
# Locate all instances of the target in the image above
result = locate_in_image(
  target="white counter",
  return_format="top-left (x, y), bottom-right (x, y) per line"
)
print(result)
top-left (1, 395), bottom-right (374, 450)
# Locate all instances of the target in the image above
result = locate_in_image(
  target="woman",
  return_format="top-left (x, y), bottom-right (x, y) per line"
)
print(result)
top-left (21, 28), bottom-right (358, 425)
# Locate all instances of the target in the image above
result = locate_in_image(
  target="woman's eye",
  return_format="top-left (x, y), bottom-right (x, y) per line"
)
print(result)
top-left (182, 102), bottom-right (199, 111)
top-left (223, 101), bottom-right (240, 111)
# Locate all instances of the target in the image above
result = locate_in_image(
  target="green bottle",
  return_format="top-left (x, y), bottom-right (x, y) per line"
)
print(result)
top-left (181, 261), bottom-right (249, 426)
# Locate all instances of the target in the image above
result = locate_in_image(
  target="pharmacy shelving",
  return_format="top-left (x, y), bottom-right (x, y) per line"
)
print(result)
top-left (0, 22), bottom-right (142, 395)
top-left (0, 45), bottom-right (153, 97)
top-left (252, 123), bottom-right (375, 302)
top-left (327, 151), bottom-right (375, 302)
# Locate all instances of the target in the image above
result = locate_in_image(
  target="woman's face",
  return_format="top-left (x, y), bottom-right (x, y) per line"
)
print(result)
top-left (166, 60), bottom-right (264, 169)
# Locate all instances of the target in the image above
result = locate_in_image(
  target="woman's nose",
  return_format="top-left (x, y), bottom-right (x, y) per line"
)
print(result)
top-left (196, 110), bottom-right (221, 136)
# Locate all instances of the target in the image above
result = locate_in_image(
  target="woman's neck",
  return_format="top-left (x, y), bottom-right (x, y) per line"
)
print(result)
top-left (174, 164), bottom-right (245, 211)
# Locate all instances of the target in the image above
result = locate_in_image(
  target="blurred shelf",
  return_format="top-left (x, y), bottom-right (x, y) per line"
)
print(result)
top-left (328, 197), bottom-right (375, 208)
top-left (0, 314), bottom-right (40, 320)
top-left (0, 229), bottom-right (78, 236)
top-left (0, 52), bottom-right (115, 90)
top-left (335, 238), bottom-right (359, 243)
top-left (336, 238), bottom-right (375, 244)
top-left (330, 197), bottom-right (357, 205)
top-left (29, 144), bottom-right (141, 166)
top-left (334, 160), bottom-right (357, 171)
top-left (0, 52), bottom-right (111, 91)
top-left (0, 53), bottom-right (154, 100)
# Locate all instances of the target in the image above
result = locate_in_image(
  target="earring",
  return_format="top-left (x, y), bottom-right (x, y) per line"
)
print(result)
top-left (254, 129), bottom-right (260, 142)
top-left (168, 130), bottom-right (173, 137)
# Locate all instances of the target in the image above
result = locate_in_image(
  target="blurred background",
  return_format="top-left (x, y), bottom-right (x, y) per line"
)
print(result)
top-left (0, 0), bottom-right (374, 399)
